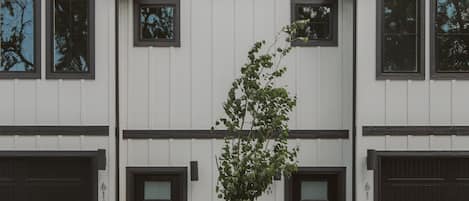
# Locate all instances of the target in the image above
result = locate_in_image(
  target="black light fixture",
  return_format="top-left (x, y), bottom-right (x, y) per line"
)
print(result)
top-left (274, 171), bottom-right (282, 181)
top-left (190, 161), bottom-right (198, 181)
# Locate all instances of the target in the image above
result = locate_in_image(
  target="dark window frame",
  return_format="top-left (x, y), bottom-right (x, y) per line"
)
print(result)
top-left (0, 0), bottom-right (41, 79)
top-left (133, 0), bottom-right (181, 47)
top-left (45, 0), bottom-right (95, 80)
top-left (127, 167), bottom-right (187, 201)
top-left (290, 0), bottom-right (339, 47)
top-left (376, 0), bottom-right (426, 80)
top-left (285, 167), bottom-right (346, 201)
top-left (430, 0), bottom-right (469, 80)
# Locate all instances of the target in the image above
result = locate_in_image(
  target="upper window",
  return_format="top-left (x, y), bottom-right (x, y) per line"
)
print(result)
top-left (134, 0), bottom-right (180, 47)
top-left (291, 0), bottom-right (338, 46)
top-left (0, 0), bottom-right (41, 79)
top-left (285, 167), bottom-right (345, 201)
top-left (376, 0), bottom-right (425, 80)
top-left (431, 0), bottom-right (469, 79)
top-left (127, 167), bottom-right (187, 201)
top-left (46, 0), bottom-right (95, 79)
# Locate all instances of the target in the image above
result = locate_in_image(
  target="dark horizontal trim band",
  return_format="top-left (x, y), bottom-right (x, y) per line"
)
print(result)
top-left (0, 126), bottom-right (109, 136)
top-left (123, 129), bottom-right (349, 139)
top-left (0, 149), bottom-right (106, 170)
top-left (363, 126), bottom-right (469, 136)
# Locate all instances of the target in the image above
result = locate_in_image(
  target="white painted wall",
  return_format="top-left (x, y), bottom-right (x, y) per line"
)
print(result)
top-left (356, 0), bottom-right (469, 201)
top-left (118, 0), bottom-right (354, 131)
top-left (118, 0), bottom-right (354, 200)
top-left (0, 0), bottom-right (116, 201)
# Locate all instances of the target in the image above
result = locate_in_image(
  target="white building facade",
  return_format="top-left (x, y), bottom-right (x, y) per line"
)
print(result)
top-left (1, 0), bottom-right (469, 201)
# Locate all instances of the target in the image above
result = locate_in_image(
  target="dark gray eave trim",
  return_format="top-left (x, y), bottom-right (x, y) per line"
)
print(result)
top-left (123, 129), bottom-right (349, 139)
top-left (0, 149), bottom-right (106, 170)
top-left (362, 126), bottom-right (469, 136)
top-left (0, 126), bottom-right (109, 136)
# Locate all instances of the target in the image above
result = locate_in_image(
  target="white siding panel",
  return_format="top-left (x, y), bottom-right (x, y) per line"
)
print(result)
top-left (14, 81), bottom-right (37, 124)
top-left (297, 48), bottom-right (319, 129)
top-left (152, 48), bottom-right (171, 128)
top-left (386, 81), bottom-right (407, 125)
top-left (58, 81), bottom-right (82, 124)
top-left (0, 81), bottom-right (14, 124)
top-left (429, 81), bottom-right (452, 124)
top-left (429, 136), bottom-right (452, 150)
top-left (128, 48), bottom-right (150, 128)
top-left (451, 136), bottom-right (469, 150)
top-left (148, 139), bottom-right (170, 166)
top-left (0, 136), bottom-right (14, 150)
top-left (298, 139), bottom-right (319, 166)
top-left (452, 81), bottom-right (469, 124)
top-left (320, 48), bottom-right (341, 128)
top-left (212, 0), bottom-right (235, 127)
top-left (407, 136), bottom-right (430, 150)
top-left (37, 81), bottom-right (59, 124)
top-left (318, 139), bottom-right (344, 166)
top-left (191, 140), bottom-right (213, 201)
top-left (191, 0), bottom-right (213, 129)
top-left (385, 136), bottom-right (408, 150)
top-left (407, 81), bottom-right (429, 124)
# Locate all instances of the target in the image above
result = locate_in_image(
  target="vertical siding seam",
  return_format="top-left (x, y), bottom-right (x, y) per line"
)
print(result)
top-left (211, 139), bottom-right (215, 201)
top-left (147, 139), bottom-right (151, 165)
top-left (384, 80), bottom-right (389, 125)
top-left (315, 139), bottom-right (320, 165)
top-left (339, 0), bottom-right (344, 129)
top-left (450, 80), bottom-right (454, 125)
top-left (316, 48), bottom-right (321, 128)
top-left (80, 80), bottom-right (85, 124)
top-left (295, 50), bottom-right (300, 129)
top-left (148, 47), bottom-right (152, 128)
top-left (57, 80), bottom-right (62, 125)
top-left (210, 0), bottom-right (215, 124)
top-left (189, 0), bottom-right (193, 128)
top-left (57, 135), bottom-right (62, 150)
top-left (168, 139), bottom-right (172, 165)
top-left (406, 80), bottom-right (410, 125)
top-left (80, 135), bottom-right (85, 150)
top-left (13, 80), bottom-right (17, 124)
top-left (108, 1), bottom-right (112, 125)
top-left (35, 80), bottom-right (39, 124)
top-left (169, 48), bottom-right (174, 128)
top-left (126, 0), bottom-right (132, 128)
top-left (428, 81), bottom-right (432, 124)
top-left (35, 135), bottom-right (40, 149)
top-left (189, 139), bottom-right (194, 201)
top-left (233, 0), bottom-right (237, 81)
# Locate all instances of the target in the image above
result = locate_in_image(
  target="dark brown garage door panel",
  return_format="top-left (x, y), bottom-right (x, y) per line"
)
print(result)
top-left (0, 157), bottom-right (93, 201)
top-left (379, 157), bottom-right (469, 201)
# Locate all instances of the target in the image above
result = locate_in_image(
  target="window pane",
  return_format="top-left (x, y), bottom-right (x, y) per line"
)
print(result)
top-left (436, 35), bottom-right (469, 72)
top-left (1, 0), bottom-right (35, 72)
top-left (140, 5), bottom-right (175, 40)
top-left (301, 181), bottom-right (328, 201)
top-left (383, 35), bottom-right (418, 72)
top-left (53, 0), bottom-right (89, 73)
top-left (295, 4), bottom-right (332, 40)
top-left (144, 181), bottom-right (171, 200)
top-left (383, 0), bottom-right (418, 34)
top-left (436, 0), bottom-right (469, 34)
top-left (380, 0), bottom-right (421, 74)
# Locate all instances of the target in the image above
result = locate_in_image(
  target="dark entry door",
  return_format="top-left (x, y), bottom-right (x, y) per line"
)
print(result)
top-left (379, 157), bottom-right (469, 201)
top-left (0, 157), bottom-right (93, 201)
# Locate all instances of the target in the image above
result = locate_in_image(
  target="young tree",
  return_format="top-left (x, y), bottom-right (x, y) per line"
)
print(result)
top-left (214, 21), bottom-right (308, 201)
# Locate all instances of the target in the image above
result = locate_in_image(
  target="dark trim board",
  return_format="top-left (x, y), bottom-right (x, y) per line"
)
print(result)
top-left (123, 129), bottom-right (349, 139)
top-left (0, 126), bottom-right (109, 136)
top-left (362, 126), bottom-right (469, 136)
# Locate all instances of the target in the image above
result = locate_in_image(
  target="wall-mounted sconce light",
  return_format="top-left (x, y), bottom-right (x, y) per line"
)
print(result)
top-left (190, 161), bottom-right (198, 181)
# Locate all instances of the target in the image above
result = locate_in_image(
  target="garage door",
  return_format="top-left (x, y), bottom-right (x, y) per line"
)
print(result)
top-left (0, 157), bottom-right (94, 201)
top-left (378, 157), bottom-right (469, 201)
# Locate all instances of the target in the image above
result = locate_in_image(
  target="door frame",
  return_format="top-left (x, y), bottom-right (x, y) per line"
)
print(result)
top-left (0, 150), bottom-right (106, 201)
top-left (367, 150), bottom-right (469, 201)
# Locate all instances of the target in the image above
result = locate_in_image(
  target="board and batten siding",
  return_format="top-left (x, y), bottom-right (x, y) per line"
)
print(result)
top-left (119, 0), bottom-right (354, 131)
top-left (356, 0), bottom-right (469, 201)
top-left (119, 0), bottom-right (354, 200)
top-left (0, 0), bottom-right (116, 201)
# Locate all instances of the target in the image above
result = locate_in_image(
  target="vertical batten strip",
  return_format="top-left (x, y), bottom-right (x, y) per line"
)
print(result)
top-left (147, 47), bottom-right (152, 128)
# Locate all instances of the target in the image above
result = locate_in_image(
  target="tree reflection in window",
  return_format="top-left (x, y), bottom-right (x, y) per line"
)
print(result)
top-left (435, 0), bottom-right (469, 72)
top-left (139, 6), bottom-right (175, 40)
top-left (382, 0), bottom-right (420, 73)
top-left (295, 4), bottom-right (332, 41)
top-left (1, 0), bottom-right (35, 72)
top-left (53, 0), bottom-right (89, 73)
